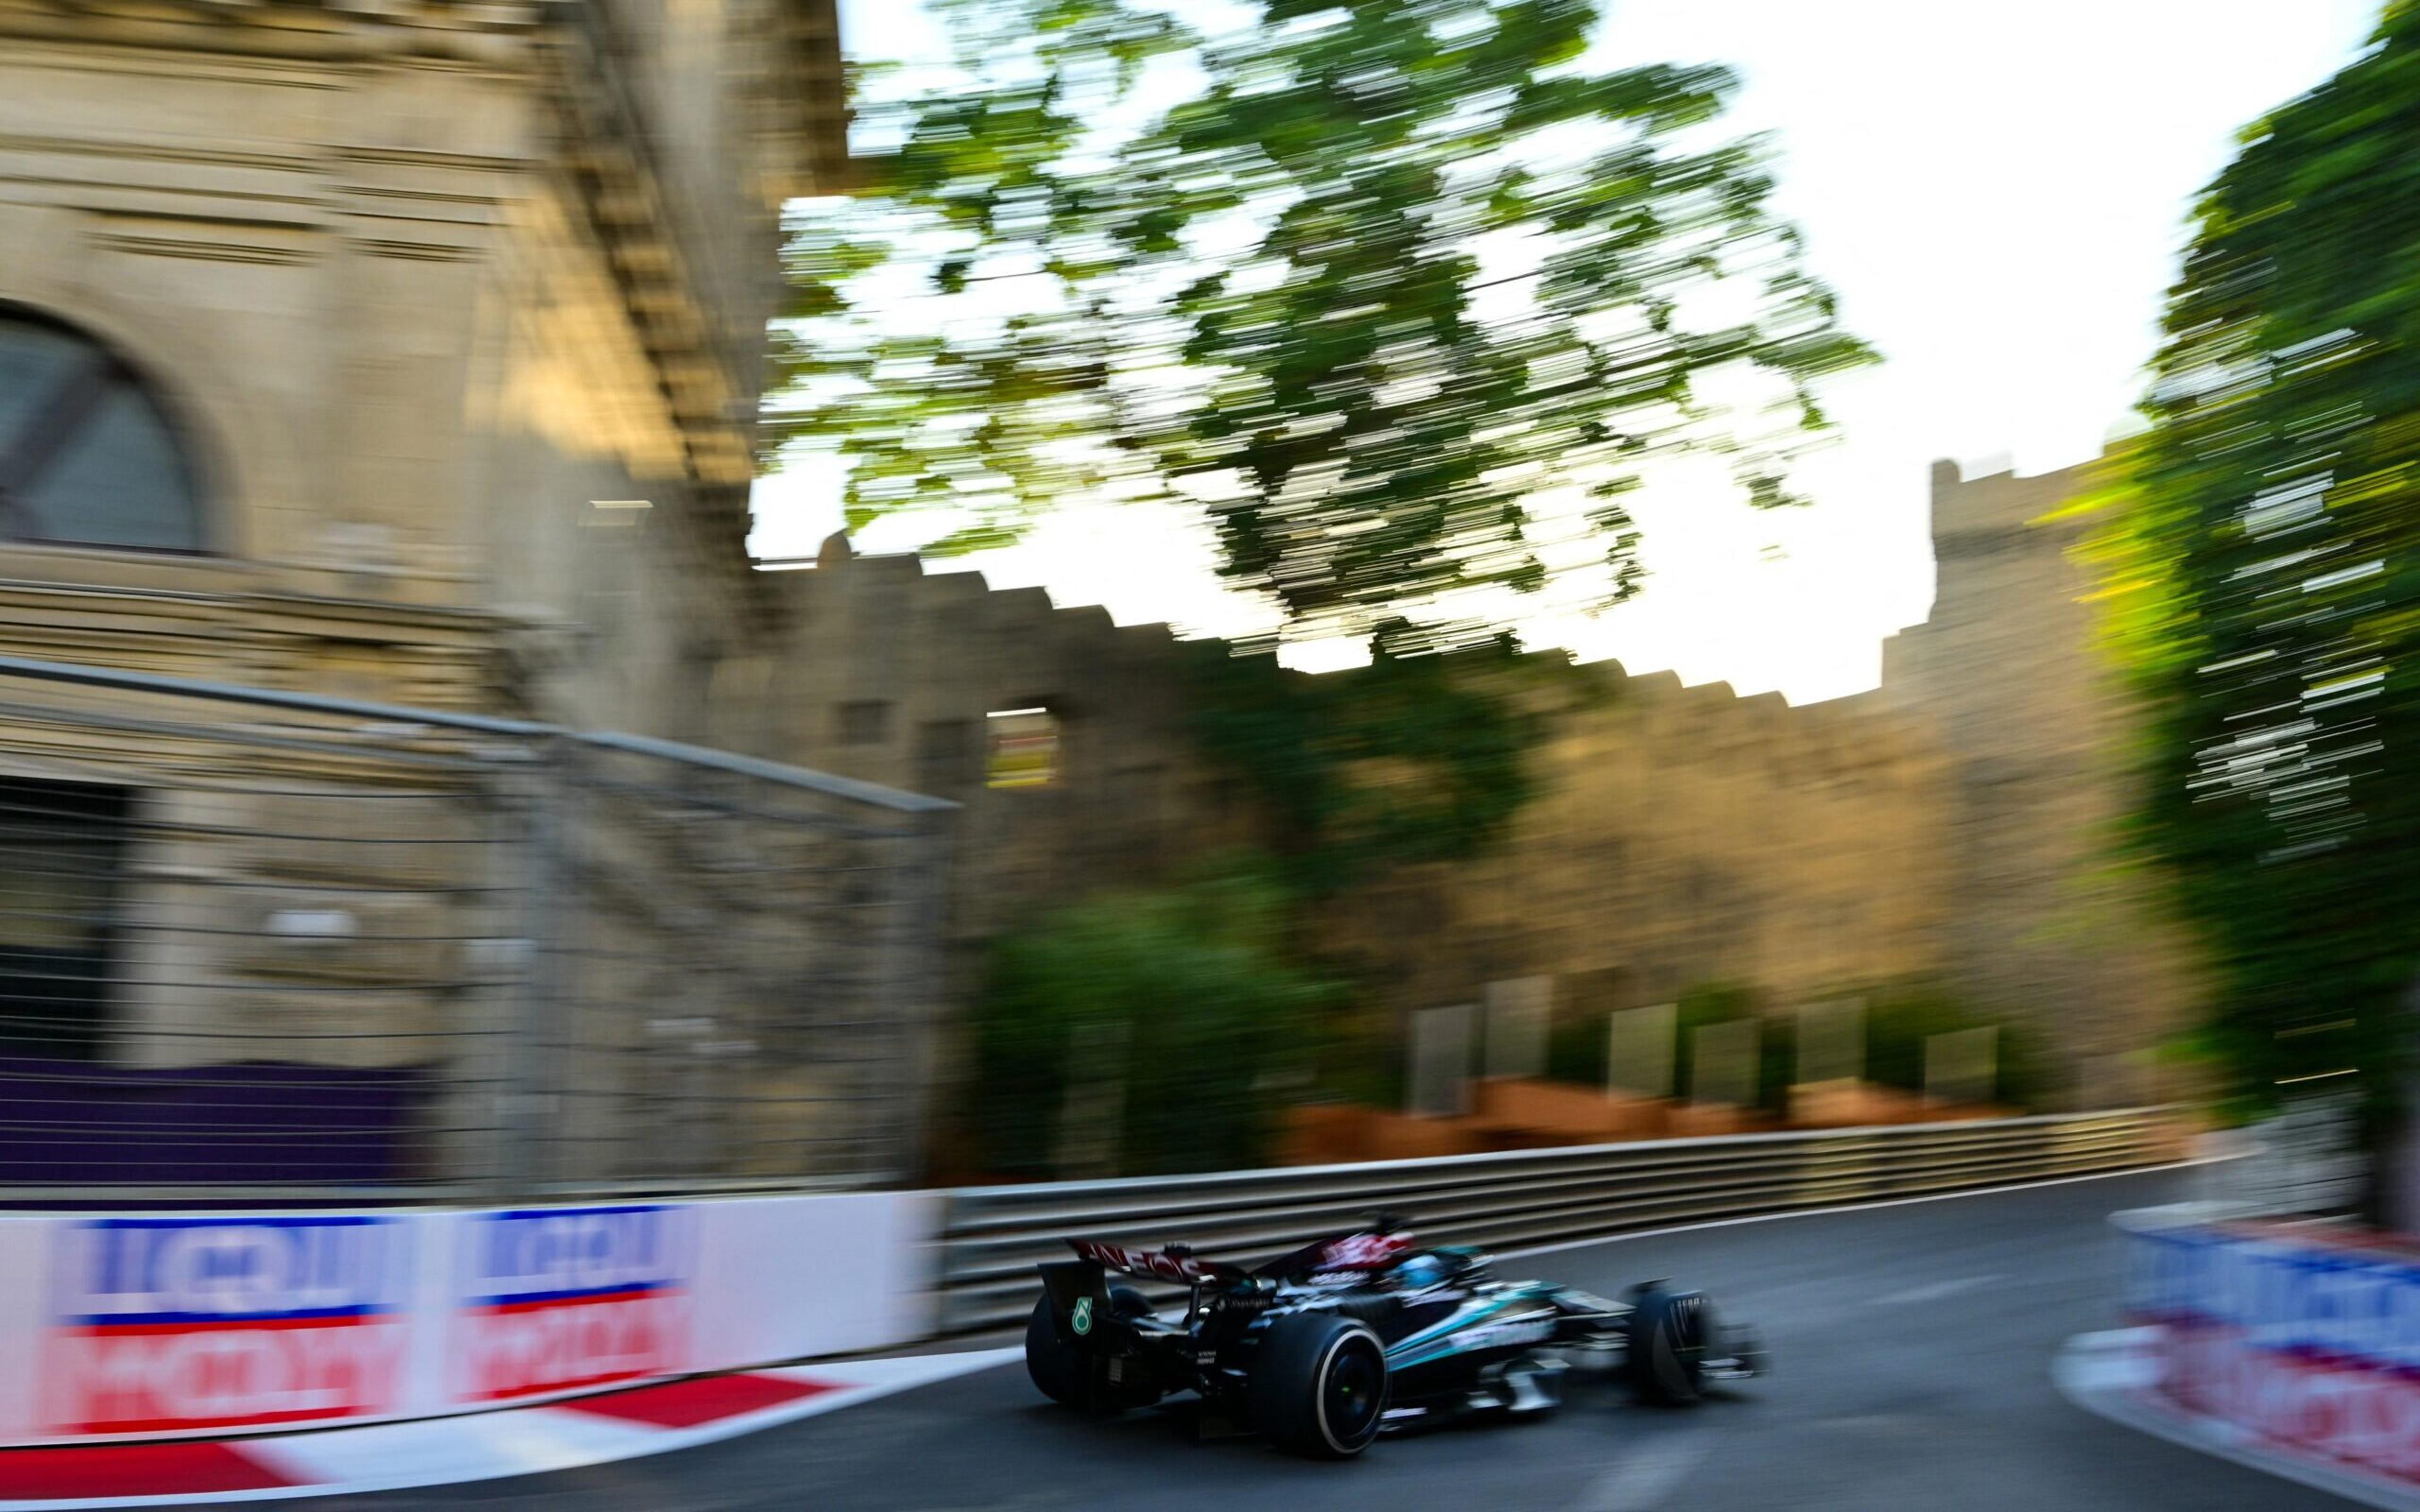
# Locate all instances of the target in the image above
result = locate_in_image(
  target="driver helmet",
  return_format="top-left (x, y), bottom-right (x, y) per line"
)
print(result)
top-left (1392, 1252), bottom-right (1451, 1292)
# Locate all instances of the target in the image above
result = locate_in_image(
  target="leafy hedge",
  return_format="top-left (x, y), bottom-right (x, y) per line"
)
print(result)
top-left (968, 861), bottom-right (1342, 1179)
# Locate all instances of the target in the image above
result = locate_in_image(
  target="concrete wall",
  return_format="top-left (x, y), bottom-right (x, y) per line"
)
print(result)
top-left (0, 1192), bottom-right (938, 1445)
top-left (765, 542), bottom-right (1956, 1025)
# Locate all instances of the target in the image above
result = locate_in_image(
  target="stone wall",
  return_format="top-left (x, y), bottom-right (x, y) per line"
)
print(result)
top-left (759, 535), bottom-right (1264, 971)
top-left (771, 456), bottom-right (2205, 1111)
top-left (1881, 459), bottom-right (2203, 1100)
top-left (1316, 671), bottom-right (1962, 1031)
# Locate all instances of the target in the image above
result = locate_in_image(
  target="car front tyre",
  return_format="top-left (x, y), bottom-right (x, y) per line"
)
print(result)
top-left (1626, 1287), bottom-right (1713, 1406)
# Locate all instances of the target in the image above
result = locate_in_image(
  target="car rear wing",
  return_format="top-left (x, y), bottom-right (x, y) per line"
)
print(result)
top-left (1254, 1228), bottom-right (1415, 1281)
top-left (1065, 1239), bottom-right (1252, 1286)
top-left (1037, 1240), bottom-right (1245, 1347)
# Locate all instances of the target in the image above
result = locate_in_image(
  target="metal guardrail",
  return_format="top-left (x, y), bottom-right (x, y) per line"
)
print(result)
top-left (936, 1108), bottom-right (2175, 1334)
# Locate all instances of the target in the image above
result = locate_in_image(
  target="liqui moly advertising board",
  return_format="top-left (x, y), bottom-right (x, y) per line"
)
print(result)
top-left (43, 1216), bottom-right (411, 1435)
top-left (2126, 1217), bottom-right (2420, 1486)
top-left (453, 1204), bottom-right (695, 1402)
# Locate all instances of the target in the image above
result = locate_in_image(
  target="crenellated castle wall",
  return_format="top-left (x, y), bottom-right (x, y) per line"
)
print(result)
top-left (767, 455), bottom-right (2203, 1108)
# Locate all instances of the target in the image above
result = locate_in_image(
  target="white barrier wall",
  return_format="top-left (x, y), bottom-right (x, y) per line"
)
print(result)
top-left (2124, 1214), bottom-right (2420, 1482)
top-left (0, 1191), bottom-right (940, 1446)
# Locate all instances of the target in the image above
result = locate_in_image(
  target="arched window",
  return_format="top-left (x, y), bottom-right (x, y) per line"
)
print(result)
top-left (0, 308), bottom-right (205, 552)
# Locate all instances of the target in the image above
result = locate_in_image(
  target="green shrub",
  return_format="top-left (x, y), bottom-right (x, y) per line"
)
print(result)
top-left (1857, 985), bottom-right (2048, 1109)
top-left (1545, 1013), bottom-right (1608, 1088)
top-left (969, 859), bottom-right (1343, 1178)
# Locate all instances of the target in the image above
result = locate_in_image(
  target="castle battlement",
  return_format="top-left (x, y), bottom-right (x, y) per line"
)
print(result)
top-left (1930, 454), bottom-right (2102, 541)
top-left (767, 459), bottom-right (2193, 1104)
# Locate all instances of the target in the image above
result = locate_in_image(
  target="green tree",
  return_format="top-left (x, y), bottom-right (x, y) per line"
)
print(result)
top-left (971, 862), bottom-right (1343, 1177)
top-left (773, 0), bottom-right (1871, 645)
top-left (2080, 3), bottom-right (2420, 1155)
top-left (1178, 629), bottom-right (1552, 893)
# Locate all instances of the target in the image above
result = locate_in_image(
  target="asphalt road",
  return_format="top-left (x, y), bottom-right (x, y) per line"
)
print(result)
top-left (262, 1167), bottom-right (2346, 1512)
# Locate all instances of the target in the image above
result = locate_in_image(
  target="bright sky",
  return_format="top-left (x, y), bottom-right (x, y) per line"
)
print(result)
top-left (749, 0), bottom-right (2383, 703)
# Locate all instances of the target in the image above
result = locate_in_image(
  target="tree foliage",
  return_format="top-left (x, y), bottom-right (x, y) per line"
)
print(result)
top-left (773, 0), bottom-right (1871, 644)
top-left (969, 862), bottom-right (1343, 1178)
top-left (2078, 4), bottom-right (2420, 1137)
top-left (1178, 629), bottom-right (1552, 893)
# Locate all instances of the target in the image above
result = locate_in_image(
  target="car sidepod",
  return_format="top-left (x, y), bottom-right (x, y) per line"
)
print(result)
top-left (1377, 1288), bottom-right (1573, 1415)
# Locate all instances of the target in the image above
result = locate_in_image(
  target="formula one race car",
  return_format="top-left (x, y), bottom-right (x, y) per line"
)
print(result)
top-left (1023, 1213), bottom-right (1765, 1458)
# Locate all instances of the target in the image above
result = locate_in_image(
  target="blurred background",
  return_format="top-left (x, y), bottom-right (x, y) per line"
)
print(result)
top-left (1, 0), bottom-right (2417, 1503)
top-left (0, 0), bottom-right (2392, 1227)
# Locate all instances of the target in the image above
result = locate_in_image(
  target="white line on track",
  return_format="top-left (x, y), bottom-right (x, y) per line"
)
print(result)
top-left (1872, 1273), bottom-right (2008, 1306)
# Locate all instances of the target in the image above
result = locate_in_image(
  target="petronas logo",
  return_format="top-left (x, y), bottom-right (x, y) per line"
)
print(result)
top-left (1072, 1297), bottom-right (1094, 1335)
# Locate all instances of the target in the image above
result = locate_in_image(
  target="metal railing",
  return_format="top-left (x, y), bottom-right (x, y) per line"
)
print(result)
top-left (935, 1108), bottom-right (2175, 1334)
top-left (0, 655), bottom-right (952, 1205)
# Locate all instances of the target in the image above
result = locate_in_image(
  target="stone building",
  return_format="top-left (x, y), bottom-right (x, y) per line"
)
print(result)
top-left (0, 0), bottom-right (842, 722)
top-left (0, 0), bottom-right (868, 1188)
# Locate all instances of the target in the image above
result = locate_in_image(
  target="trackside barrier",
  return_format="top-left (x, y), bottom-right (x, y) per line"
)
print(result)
top-left (2119, 1209), bottom-right (2420, 1487)
top-left (0, 1111), bottom-right (2171, 1445)
top-left (936, 1108), bottom-right (2175, 1334)
top-left (0, 1191), bottom-right (936, 1446)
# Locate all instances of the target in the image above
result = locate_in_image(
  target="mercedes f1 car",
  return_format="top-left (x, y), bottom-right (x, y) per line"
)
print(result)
top-left (1024, 1213), bottom-right (1765, 1458)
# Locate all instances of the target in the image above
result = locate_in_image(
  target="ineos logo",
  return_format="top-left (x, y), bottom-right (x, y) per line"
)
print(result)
top-left (1074, 1241), bottom-right (1206, 1282)
top-left (1318, 1233), bottom-right (1410, 1270)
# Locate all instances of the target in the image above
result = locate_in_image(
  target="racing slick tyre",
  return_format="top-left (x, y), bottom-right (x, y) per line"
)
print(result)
top-left (1249, 1314), bottom-right (1390, 1458)
top-left (1625, 1287), bottom-right (1713, 1406)
top-left (1025, 1286), bottom-right (1156, 1412)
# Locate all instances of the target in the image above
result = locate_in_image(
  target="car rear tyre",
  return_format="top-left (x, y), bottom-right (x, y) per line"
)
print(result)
top-left (1025, 1286), bottom-right (1156, 1412)
top-left (1250, 1314), bottom-right (1390, 1458)
top-left (1626, 1287), bottom-right (1712, 1406)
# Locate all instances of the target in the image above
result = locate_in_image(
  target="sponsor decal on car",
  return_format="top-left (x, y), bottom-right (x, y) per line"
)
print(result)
top-left (1072, 1240), bottom-right (1214, 1283)
top-left (43, 1216), bottom-right (410, 1434)
top-left (454, 1205), bottom-right (694, 1402)
top-left (1452, 1317), bottom-right (1557, 1350)
top-left (1317, 1232), bottom-right (1413, 1271)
